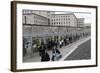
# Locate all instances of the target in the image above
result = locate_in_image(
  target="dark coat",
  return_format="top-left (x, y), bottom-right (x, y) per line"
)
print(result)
top-left (41, 52), bottom-right (50, 62)
top-left (39, 45), bottom-right (46, 56)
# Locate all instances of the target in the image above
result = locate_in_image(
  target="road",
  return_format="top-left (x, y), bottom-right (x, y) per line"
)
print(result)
top-left (65, 39), bottom-right (91, 60)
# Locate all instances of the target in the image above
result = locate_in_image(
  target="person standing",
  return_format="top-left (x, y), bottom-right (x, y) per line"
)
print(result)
top-left (41, 51), bottom-right (50, 62)
top-left (25, 42), bottom-right (32, 57)
top-left (39, 44), bottom-right (45, 56)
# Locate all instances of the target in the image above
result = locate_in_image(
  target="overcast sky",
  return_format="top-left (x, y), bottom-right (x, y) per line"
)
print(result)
top-left (74, 12), bottom-right (91, 24)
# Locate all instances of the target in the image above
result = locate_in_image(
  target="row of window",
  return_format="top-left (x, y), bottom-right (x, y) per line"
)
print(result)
top-left (51, 18), bottom-right (70, 21)
top-left (51, 22), bottom-right (70, 25)
top-left (52, 15), bottom-right (70, 18)
top-left (34, 20), bottom-right (48, 25)
top-left (24, 15), bottom-right (48, 25)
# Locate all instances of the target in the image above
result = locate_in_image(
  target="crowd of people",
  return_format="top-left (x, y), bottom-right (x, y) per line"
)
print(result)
top-left (23, 32), bottom-right (90, 62)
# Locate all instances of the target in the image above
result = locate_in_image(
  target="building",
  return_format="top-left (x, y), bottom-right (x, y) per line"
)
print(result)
top-left (22, 10), bottom-right (86, 40)
top-left (23, 13), bottom-right (48, 25)
top-left (23, 10), bottom-right (78, 27)
top-left (77, 18), bottom-right (84, 27)
top-left (23, 10), bottom-right (54, 18)
top-left (50, 13), bottom-right (77, 27)
top-left (23, 10), bottom-right (55, 25)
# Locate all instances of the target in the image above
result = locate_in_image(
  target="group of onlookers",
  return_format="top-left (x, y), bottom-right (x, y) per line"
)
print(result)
top-left (23, 32), bottom-right (90, 62)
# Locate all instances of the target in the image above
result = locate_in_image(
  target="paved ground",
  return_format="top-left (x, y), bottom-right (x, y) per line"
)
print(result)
top-left (65, 39), bottom-right (91, 60)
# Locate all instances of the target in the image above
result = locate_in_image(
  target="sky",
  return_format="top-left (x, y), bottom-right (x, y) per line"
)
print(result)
top-left (74, 12), bottom-right (91, 24)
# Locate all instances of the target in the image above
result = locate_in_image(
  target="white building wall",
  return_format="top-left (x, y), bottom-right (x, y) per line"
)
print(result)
top-left (77, 18), bottom-right (84, 27)
top-left (50, 13), bottom-right (77, 27)
top-left (23, 13), bottom-right (48, 25)
top-left (23, 14), bottom-right (35, 24)
top-left (23, 10), bottom-right (54, 19)
top-left (69, 14), bottom-right (77, 27)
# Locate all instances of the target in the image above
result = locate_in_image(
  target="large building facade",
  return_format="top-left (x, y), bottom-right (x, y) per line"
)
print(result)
top-left (22, 10), bottom-right (89, 43)
top-left (77, 18), bottom-right (84, 27)
top-left (23, 13), bottom-right (48, 25)
top-left (50, 13), bottom-right (77, 26)
top-left (23, 10), bottom-right (78, 27)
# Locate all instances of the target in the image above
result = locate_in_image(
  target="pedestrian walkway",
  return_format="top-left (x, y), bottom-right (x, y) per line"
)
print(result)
top-left (23, 36), bottom-right (91, 62)
top-left (65, 39), bottom-right (91, 60)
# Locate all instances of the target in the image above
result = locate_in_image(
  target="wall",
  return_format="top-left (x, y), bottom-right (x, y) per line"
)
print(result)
top-left (0, 0), bottom-right (99, 73)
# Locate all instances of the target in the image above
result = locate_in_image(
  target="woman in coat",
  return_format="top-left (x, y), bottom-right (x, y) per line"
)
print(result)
top-left (41, 51), bottom-right (50, 62)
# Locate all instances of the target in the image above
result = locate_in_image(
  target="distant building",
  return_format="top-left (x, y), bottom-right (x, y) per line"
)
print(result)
top-left (50, 13), bottom-right (77, 27)
top-left (23, 13), bottom-right (48, 25)
top-left (23, 10), bottom-right (54, 18)
top-left (23, 10), bottom-right (78, 27)
top-left (23, 10), bottom-right (55, 25)
top-left (22, 10), bottom-right (85, 38)
top-left (23, 10), bottom-right (90, 38)
top-left (77, 18), bottom-right (84, 27)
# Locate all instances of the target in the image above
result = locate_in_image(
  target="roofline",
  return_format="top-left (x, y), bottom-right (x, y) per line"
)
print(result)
top-left (51, 13), bottom-right (73, 15)
top-left (23, 13), bottom-right (48, 19)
